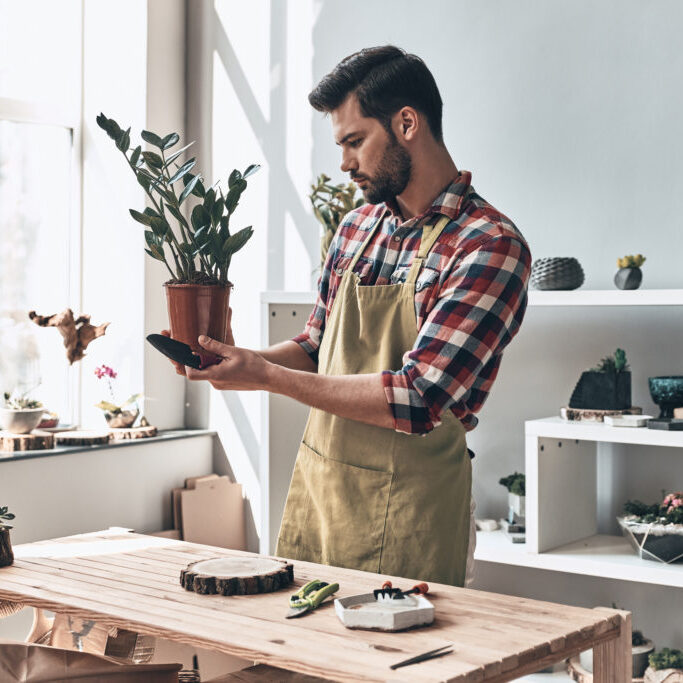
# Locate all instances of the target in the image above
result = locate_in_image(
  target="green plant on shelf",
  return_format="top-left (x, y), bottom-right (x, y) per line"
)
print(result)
top-left (617, 254), bottom-right (646, 269)
top-left (591, 348), bottom-right (629, 374)
top-left (0, 506), bottom-right (15, 531)
top-left (623, 492), bottom-right (683, 525)
top-left (2, 391), bottom-right (42, 410)
top-left (649, 648), bottom-right (683, 671)
top-left (499, 472), bottom-right (525, 496)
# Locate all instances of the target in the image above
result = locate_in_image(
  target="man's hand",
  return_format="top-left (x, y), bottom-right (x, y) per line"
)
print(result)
top-left (185, 335), bottom-right (273, 391)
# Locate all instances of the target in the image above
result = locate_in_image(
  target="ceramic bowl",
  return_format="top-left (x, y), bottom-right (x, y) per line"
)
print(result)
top-left (648, 376), bottom-right (683, 418)
top-left (0, 407), bottom-right (46, 434)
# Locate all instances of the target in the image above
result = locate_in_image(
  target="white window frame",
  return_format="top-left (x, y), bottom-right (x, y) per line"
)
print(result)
top-left (0, 1), bottom-right (84, 424)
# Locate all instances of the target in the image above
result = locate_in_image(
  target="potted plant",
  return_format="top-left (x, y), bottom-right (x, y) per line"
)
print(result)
top-left (96, 113), bottom-right (260, 352)
top-left (94, 365), bottom-right (141, 428)
top-left (618, 493), bottom-right (683, 563)
top-left (1, 391), bottom-right (45, 434)
top-left (309, 174), bottom-right (364, 267)
top-left (499, 472), bottom-right (525, 522)
top-left (0, 506), bottom-right (15, 567)
top-left (568, 348), bottom-right (631, 411)
top-left (615, 253), bottom-right (646, 290)
top-left (645, 648), bottom-right (683, 682)
top-left (579, 622), bottom-right (654, 678)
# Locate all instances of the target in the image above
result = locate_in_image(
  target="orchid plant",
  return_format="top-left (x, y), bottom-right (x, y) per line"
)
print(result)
top-left (94, 365), bottom-right (141, 416)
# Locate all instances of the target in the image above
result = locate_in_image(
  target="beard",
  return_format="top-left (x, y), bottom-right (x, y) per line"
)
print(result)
top-left (353, 130), bottom-right (412, 205)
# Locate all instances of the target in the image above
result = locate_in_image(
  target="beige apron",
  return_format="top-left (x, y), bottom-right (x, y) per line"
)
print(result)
top-left (276, 213), bottom-right (472, 586)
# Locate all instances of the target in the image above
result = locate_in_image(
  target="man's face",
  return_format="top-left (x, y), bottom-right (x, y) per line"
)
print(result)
top-left (331, 94), bottom-right (411, 205)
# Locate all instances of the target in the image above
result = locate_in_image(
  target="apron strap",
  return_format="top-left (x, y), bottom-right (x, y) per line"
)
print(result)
top-left (404, 215), bottom-right (451, 285)
top-left (347, 208), bottom-right (388, 272)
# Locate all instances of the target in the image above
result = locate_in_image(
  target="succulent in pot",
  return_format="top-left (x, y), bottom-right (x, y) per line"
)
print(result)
top-left (614, 253), bottom-right (645, 290)
top-left (96, 113), bottom-right (260, 353)
top-left (1, 392), bottom-right (45, 434)
top-left (0, 506), bottom-right (15, 567)
top-left (499, 472), bottom-right (525, 523)
top-left (569, 348), bottom-right (631, 411)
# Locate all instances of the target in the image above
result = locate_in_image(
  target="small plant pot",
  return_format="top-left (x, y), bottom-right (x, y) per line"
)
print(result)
top-left (633, 639), bottom-right (655, 678)
top-left (165, 283), bottom-right (232, 353)
top-left (614, 266), bottom-right (642, 290)
top-left (105, 410), bottom-right (139, 429)
top-left (569, 371), bottom-right (632, 411)
top-left (508, 493), bottom-right (525, 518)
top-left (0, 528), bottom-right (14, 567)
top-left (0, 407), bottom-right (45, 434)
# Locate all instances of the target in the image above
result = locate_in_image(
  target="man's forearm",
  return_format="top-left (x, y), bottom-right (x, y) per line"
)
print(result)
top-left (266, 364), bottom-right (395, 430)
top-left (258, 340), bottom-right (317, 372)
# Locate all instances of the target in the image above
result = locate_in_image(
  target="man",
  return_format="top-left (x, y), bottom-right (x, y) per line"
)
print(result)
top-left (175, 46), bottom-right (531, 587)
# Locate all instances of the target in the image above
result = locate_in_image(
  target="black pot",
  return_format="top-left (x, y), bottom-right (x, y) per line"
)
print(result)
top-left (0, 528), bottom-right (13, 567)
top-left (569, 371), bottom-right (632, 410)
top-left (614, 267), bottom-right (642, 290)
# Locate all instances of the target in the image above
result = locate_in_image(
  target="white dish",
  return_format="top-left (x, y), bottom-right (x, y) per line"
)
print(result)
top-left (603, 414), bottom-right (653, 428)
top-left (334, 592), bottom-right (434, 631)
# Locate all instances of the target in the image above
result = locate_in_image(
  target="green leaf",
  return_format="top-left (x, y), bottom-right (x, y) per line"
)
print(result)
top-left (204, 188), bottom-right (216, 214)
top-left (129, 209), bottom-right (153, 226)
top-left (150, 217), bottom-right (169, 238)
top-left (96, 113), bottom-right (123, 143)
top-left (122, 393), bottom-right (142, 406)
top-left (165, 203), bottom-right (185, 225)
top-left (130, 145), bottom-right (141, 167)
top-left (161, 133), bottom-right (180, 150)
top-left (179, 175), bottom-right (200, 204)
top-left (243, 163), bottom-right (260, 178)
top-left (228, 169), bottom-right (242, 188)
top-left (143, 207), bottom-right (160, 218)
top-left (225, 179), bottom-right (247, 214)
top-left (164, 141), bottom-right (195, 166)
top-left (95, 400), bottom-right (120, 412)
top-left (137, 174), bottom-right (151, 191)
top-left (142, 151), bottom-right (163, 170)
top-left (211, 197), bottom-right (224, 226)
top-left (222, 226), bottom-right (253, 257)
top-left (192, 178), bottom-right (206, 197)
top-left (191, 204), bottom-right (210, 232)
top-left (219, 216), bottom-right (230, 241)
top-left (116, 127), bottom-right (131, 152)
top-left (168, 158), bottom-right (196, 185)
top-left (141, 130), bottom-right (164, 148)
top-left (150, 244), bottom-right (165, 260)
top-left (144, 230), bottom-right (157, 248)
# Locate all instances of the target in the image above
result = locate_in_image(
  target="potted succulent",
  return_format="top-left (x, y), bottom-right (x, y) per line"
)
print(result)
top-left (568, 348), bottom-right (631, 411)
top-left (94, 365), bottom-right (141, 428)
top-left (499, 472), bottom-right (525, 522)
top-left (645, 648), bottom-right (683, 682)
top-left (1, 391), bottom-right (45, 434)
top-left (615, 253), bottom-right (646, 290)
top-left (0, 506), bottom-right (15, 567)
top-left (309, 174), bottom-right (364, 267)
top-left (618, 493), bottom-right (683, 563)
top-left (579, 621), bottom-right (654, 678)
top-left (97, 113), bottom-right (259, 352)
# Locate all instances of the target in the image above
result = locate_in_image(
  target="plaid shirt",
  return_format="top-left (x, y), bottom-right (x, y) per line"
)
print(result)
top-left (293, 171), bottom-right (531, 435)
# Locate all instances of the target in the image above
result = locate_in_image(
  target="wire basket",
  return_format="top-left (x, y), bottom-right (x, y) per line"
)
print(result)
top-left (530, 257), bottom-right (585, 290)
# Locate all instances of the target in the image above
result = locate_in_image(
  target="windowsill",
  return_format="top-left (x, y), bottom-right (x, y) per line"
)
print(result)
top-left (0, 429), bottom-right (216, 463)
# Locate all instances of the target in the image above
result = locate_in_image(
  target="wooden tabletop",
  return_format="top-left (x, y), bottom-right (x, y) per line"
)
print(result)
top-left (0, 529), bottom-right (631, 682)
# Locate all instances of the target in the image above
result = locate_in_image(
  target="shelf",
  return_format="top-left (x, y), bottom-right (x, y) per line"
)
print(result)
top-left (474, 530), bottom-right (683, 588)
top-left (527, 289), bottom-right (683, 306)
top-left (526, 417), bottom-right (683, 448)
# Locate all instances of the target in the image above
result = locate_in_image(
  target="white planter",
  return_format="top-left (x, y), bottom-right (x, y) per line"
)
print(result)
top-left (509, 493), bottom-right (525, 518)
top-left (0, 407), bottom-right (45, 434)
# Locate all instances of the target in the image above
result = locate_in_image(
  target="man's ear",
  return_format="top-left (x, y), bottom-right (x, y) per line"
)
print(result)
top-left (395, 106), bottom-right (419, 141)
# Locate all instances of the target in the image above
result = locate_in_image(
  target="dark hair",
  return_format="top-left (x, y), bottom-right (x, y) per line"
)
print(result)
top-left (308, 45), bottom-right (443, 142)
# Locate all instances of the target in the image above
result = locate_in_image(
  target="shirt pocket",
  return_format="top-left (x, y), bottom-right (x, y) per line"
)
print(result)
top-left (331, 254), bottom-right (374, 283)
top-left (389, 265), bottom-right (440, 293)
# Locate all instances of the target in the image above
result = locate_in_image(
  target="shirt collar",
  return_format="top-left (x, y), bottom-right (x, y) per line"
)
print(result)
top-left (384, 170), bottom-right (472, 228)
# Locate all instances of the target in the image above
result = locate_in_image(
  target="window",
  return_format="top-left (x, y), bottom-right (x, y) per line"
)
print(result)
top-left (0, 0), bottom-right (82, 423)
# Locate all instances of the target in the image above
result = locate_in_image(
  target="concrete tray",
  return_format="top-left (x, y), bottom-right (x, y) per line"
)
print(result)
top-left (334, 592), bottom-right (434, 631)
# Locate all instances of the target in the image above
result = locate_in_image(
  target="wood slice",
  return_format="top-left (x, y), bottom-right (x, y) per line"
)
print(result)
top-left (0, 430), bottom-right (55, 452)
top-left (55, 430), bottom-right (111, 446)
top-left (180, 557), bottom-right (294, 595)
top-left (561, 406), bottom-right (642, 423)
top-left (109, 425), bottom-right (158, 441)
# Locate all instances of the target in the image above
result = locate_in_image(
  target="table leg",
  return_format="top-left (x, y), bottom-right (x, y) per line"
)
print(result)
top-left (593, 609), bottom-right (632, 682)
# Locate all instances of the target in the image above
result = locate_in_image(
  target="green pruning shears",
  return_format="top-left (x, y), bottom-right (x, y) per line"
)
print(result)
top-left (285, 579), bottom-right (339, 619)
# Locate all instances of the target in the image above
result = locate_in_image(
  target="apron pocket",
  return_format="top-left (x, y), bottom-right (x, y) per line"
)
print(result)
top-left (296, 441), bottom-right (393, 573)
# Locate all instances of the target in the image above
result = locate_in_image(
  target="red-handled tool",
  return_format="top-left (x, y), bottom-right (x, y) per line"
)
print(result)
top-left (373, 581), bottom-right (429, 601)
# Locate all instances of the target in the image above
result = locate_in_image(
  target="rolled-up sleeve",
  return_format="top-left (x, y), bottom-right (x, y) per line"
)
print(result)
top-left (381, 235), bottom-right (531, 435)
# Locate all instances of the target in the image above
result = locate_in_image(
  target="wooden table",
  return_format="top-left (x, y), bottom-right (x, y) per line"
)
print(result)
top-left (0, 529), bottom-right (631, 682)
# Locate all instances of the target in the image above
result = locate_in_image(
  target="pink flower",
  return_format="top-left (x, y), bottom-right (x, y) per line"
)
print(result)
top-left (94, 365), bottom-right (117, 379)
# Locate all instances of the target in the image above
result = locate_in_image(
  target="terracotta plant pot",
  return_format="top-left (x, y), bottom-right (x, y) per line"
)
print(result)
top-left (0, 528), bottom-right (13, 567)
top-left (165, 284), bottom-right (232, 353)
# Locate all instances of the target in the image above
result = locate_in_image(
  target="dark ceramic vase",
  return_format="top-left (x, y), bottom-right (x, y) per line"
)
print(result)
top-left (614, 267), bottom-right (642, 290)
top-left (569, 371), bottom-right (632, 410)
top-left (648, 376), bottom-right (683, 418)
top-left (0, 528), bottom-right (13, 567)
